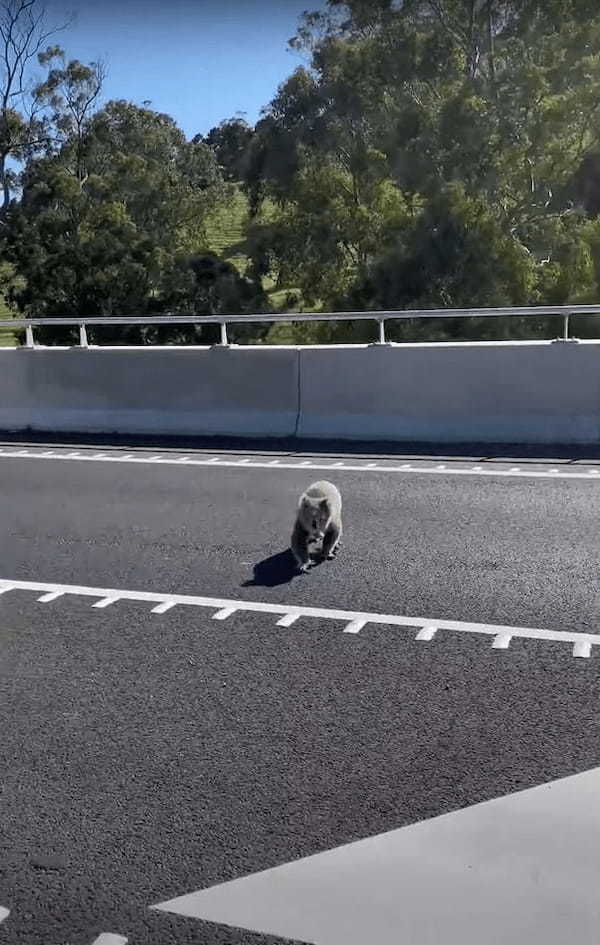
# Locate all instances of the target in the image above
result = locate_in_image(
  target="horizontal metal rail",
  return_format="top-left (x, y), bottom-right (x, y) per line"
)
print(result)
top-left (3, 303), bottom-right (600, 347)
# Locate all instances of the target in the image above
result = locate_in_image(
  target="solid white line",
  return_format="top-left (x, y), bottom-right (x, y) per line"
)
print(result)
top-left (0, 577), bottom-right (595, 658)
top-left (91, 935), bottom-right (128, 945)
top-left (0, 450), bottom-right (598, 480)
top-left (0, 906), bottom-right (9, 924)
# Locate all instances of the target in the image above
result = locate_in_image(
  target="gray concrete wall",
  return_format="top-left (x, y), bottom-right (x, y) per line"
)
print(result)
top-left (297, 342), bottom-right (600, 443)
top-left (1, 341), bottom-right (599, 444)
top-left (0, 347), bottom-right (300, 437)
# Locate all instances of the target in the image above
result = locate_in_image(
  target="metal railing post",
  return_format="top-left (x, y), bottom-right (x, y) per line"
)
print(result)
top-left (378, 318), bottom-right (386, 344)
top-left (219, 321), bottom-right (229, 346)
top-left (79, 323), bottom-right (88, 348)
top-left (25, 325), bottom-right (34, 348)
top-left (563, 313), bottom-right (570, 341)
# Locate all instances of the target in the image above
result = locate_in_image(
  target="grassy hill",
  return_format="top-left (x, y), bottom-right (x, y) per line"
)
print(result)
top-left (0, 298), bottom-right (17, 347)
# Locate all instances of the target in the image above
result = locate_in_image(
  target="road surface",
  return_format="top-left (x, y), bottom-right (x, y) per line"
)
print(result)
top-left (1, 441), bottom-right (599, 944)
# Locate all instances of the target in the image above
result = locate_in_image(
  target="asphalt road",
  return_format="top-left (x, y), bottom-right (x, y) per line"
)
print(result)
top-left (1, 444), bottom-right (600, 944)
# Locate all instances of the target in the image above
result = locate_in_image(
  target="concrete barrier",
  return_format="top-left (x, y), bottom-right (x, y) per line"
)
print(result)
top-left (297, 342), bottom-right (600, 444)
top-left (1, 341), bottom-right (600, 445)
top-left (0, 347), bottom-right (300, 437)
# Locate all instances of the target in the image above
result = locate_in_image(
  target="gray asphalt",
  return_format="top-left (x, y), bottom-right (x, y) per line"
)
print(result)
top-left (1, 449), bottom-right (600, 944)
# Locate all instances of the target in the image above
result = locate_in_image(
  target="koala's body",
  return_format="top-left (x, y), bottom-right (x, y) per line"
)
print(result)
top-left (291, 480), bottom-right (342, 572)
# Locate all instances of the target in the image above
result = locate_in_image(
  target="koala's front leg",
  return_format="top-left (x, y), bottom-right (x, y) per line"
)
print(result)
top-left (322, 522), bottom-right (342, 560)
top-left (291, 521), bottom-right (311, 572)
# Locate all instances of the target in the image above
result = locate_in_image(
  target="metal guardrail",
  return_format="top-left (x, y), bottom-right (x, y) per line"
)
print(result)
top-left (5, 304), bottom-right (600, 347)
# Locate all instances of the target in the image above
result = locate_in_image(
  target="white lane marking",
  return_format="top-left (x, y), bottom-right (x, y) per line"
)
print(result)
top-left (492, 632), bottom-right (512, 650)
top-left (573, 640), bottom-right (592, 659)
top-left (276, 613), bottom-right (300, 627)
top-left (92, 596), bottom-right (119, 609)
top-left (0, 578), bottom-right (595, 659)
top-left (416, 626), bottom-right (437, 641)
top-left (38, 590), bottom-right (64, 603)
top-left (212, 607), bottom-right (236, 621)
top-left (0, 906), bottom-right (9, 924)
top-left (91, 935), bottom-right (128, 945)
top-left (0, 449), bottom-right (597, 480)
top-left (151, 601), bottom-right (176, 614)
top-left (343, 619), bottom-right (366, 635)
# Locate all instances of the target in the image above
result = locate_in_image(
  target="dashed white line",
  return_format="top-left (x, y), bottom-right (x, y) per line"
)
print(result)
top-left (0, 449), bottom-right (597, 480)
top-left (0, 577), bottom-right (595, 659)
top-left (276, 613), bottom-right (300, 627)
top-left (37, 590), bottom-right (64, 603)
top-left (0, 906), bottom-right (9, 924)
top-left (343, 619), bottom-right (367, 635)
top-left (212, 607), bottom-right (236, 621)
top-left (151, 600), bottom-right (176, 614)
top-left (92, 596), bottom-right (118, 609)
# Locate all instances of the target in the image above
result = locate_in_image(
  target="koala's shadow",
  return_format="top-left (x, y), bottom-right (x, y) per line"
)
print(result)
top-left (242, 547), bottom-right (324, 588)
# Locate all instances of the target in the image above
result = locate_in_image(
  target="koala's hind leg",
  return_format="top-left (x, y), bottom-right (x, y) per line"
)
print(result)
top-left (322, 523), bottom-right (342, 560)
top-left (291, 521), bottom-right (311, 572)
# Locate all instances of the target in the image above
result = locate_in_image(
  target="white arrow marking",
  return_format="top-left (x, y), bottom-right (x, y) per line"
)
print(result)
top-left (153, 766), bottom-right (600, 945)
top-left (91, 935), bottom-right (127, 945)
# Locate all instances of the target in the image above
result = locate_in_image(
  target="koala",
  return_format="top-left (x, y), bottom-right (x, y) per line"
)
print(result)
top-left (291, 480), bottom-right (342, 572)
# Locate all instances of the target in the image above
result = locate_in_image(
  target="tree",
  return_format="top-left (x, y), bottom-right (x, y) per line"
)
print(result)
top-left (0, 0), bottom-right (74, 210)
top-left (6, 101), bottom-right (227, 330)
top-left (201, 117), bottom-right (254, 182)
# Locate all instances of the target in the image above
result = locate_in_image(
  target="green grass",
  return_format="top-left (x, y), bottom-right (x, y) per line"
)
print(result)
top-left (204, 187), bottom-right (250, 274)
top-left (204, 187), bottom-right (312, 315)
top-left (0, 298), bottom-right (18, 347)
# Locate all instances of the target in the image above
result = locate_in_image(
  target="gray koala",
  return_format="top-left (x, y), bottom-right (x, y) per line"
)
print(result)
top-left (291, 480), bottom-right (342, 572)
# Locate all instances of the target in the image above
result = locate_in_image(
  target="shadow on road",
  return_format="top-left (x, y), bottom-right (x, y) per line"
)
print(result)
top-left (242, 547), bottom-right (324, 588)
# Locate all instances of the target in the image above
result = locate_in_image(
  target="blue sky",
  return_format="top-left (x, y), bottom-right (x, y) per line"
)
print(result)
top-left (44, 0), bottom-right (324, 138)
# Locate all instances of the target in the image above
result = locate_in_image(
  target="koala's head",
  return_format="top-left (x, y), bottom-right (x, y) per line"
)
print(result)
top-left (299, 495), bottom-right (331, 540)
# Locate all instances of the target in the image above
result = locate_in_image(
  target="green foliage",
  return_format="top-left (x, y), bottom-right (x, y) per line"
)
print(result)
top-left (6, 0), bottom-right (600, 345)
